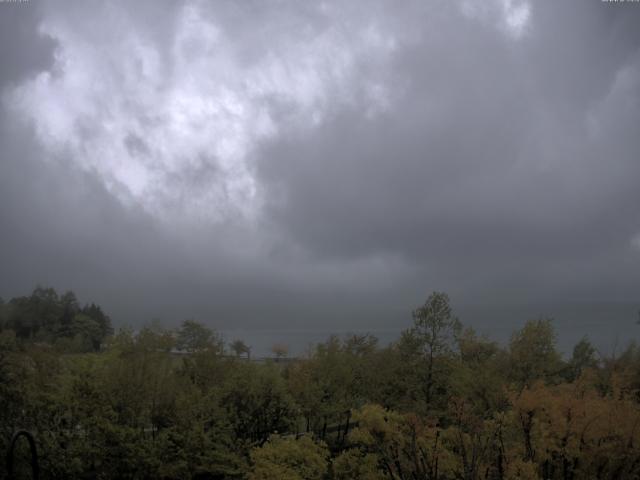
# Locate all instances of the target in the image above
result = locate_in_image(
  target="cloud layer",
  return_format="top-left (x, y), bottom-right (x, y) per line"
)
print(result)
top-left (1, 0), bottom-right (639, 352)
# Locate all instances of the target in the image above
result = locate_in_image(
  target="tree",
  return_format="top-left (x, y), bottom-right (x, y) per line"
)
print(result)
top-left (176, 319), bottom-right (221, 353)
top-left (509, 318), bottom-right (562, 388)
top-left (452, 327), bottom-right (508, 416)
top-left (82, 302), bottom-right (113, 340)
top-left (248, 435), bottom-right (328, 480)
top-left (152, 388), bottom-right (246, 479)
top-left (2, 287), bottom-right (112, 349)
top-left (332, 449), bottom-right (382, 480)
top-left (59, 290), bottom-right (80, 329)
top-left (343, 404), bottom-right (454, 479)
top-left (0, 329), bottom-right (22, 456)
top-left (565, 336), bottom-right (598, 382)
top-left (287, 336), bottom-right (359, 441)
top-left (55, 313), bottom-right (103, 352)
top-left (230, 339), bottom-right (251, 359)
top-left (221, 363), bottom-right (297, 446)
top-left (406, 291), bottom-right (461, 409)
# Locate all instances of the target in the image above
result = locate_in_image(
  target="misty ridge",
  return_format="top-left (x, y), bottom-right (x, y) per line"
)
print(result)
top-left (2, 0), bottom-right (640, 479)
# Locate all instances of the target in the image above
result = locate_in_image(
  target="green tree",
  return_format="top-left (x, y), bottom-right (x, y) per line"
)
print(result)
top-left (509, 318), bottom-right (563, 388)
top-left (82, 302), bottom-right (113, 340)
top-left (405, 291), bottom-right (461, 409)
top-left (565, 336), bottom-right (598, 382)
top-left (152, 388), bottom-right (246, 479)
top-left (333, 449), bottom-right (384, 480)
top-left (0, 329), bottom-right (22, 461)
top-left (3, 287), bottom-right (112, 349)
top-left (176, 319), bottom-right (221, 353)
top-left (222, 362), bottom-right (298, 446)
top-left (58, 290), bottom-right (81, 332)
top-left (344, 404), bottom-right (455, 479)
top-left (0, 297), bottom-right (5, 329)
top-left (248, 435), bottom-right (329, 480)
top-left (230, 338), bottom-right (251, 358)
top-left (452, 327), bottom-right (508, 416)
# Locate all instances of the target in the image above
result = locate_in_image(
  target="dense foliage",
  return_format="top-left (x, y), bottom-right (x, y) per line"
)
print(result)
top-left (2, 289), bottom-right (640, 479)
top-left (0, 287), bottom-right (112, 352)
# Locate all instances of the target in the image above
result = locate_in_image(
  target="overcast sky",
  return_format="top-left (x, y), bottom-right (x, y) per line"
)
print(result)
top-left (1, 0), bottom-right (639, 352)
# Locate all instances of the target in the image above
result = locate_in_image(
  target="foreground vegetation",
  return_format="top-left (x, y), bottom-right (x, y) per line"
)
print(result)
top-left (2, 288), bottom-right (640, 479)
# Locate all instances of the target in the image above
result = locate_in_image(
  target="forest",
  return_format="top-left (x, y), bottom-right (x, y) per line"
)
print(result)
top-left (2, 287), bottom-right (640, 479)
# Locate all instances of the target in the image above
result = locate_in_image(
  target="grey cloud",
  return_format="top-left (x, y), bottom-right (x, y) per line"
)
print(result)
top-left (0, 0), bottom-right (639, 355)
top-left (258, 2), bottom-right (640, 262)
top-left (0, 1), bottom-right (55, 88)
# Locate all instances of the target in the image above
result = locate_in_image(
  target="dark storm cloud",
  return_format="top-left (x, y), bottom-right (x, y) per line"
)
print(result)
top-left (257, 1), bottom-right (640, 299)
top-left (1, 0), bottom-right (639, 353)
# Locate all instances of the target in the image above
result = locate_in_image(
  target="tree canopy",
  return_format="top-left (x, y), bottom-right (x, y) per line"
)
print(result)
top-left (1, 288), bottom-right (639, 479)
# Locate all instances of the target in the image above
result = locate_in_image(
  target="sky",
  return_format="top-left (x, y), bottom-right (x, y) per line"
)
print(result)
top-left (1, 0), bottom-right (639, 354)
